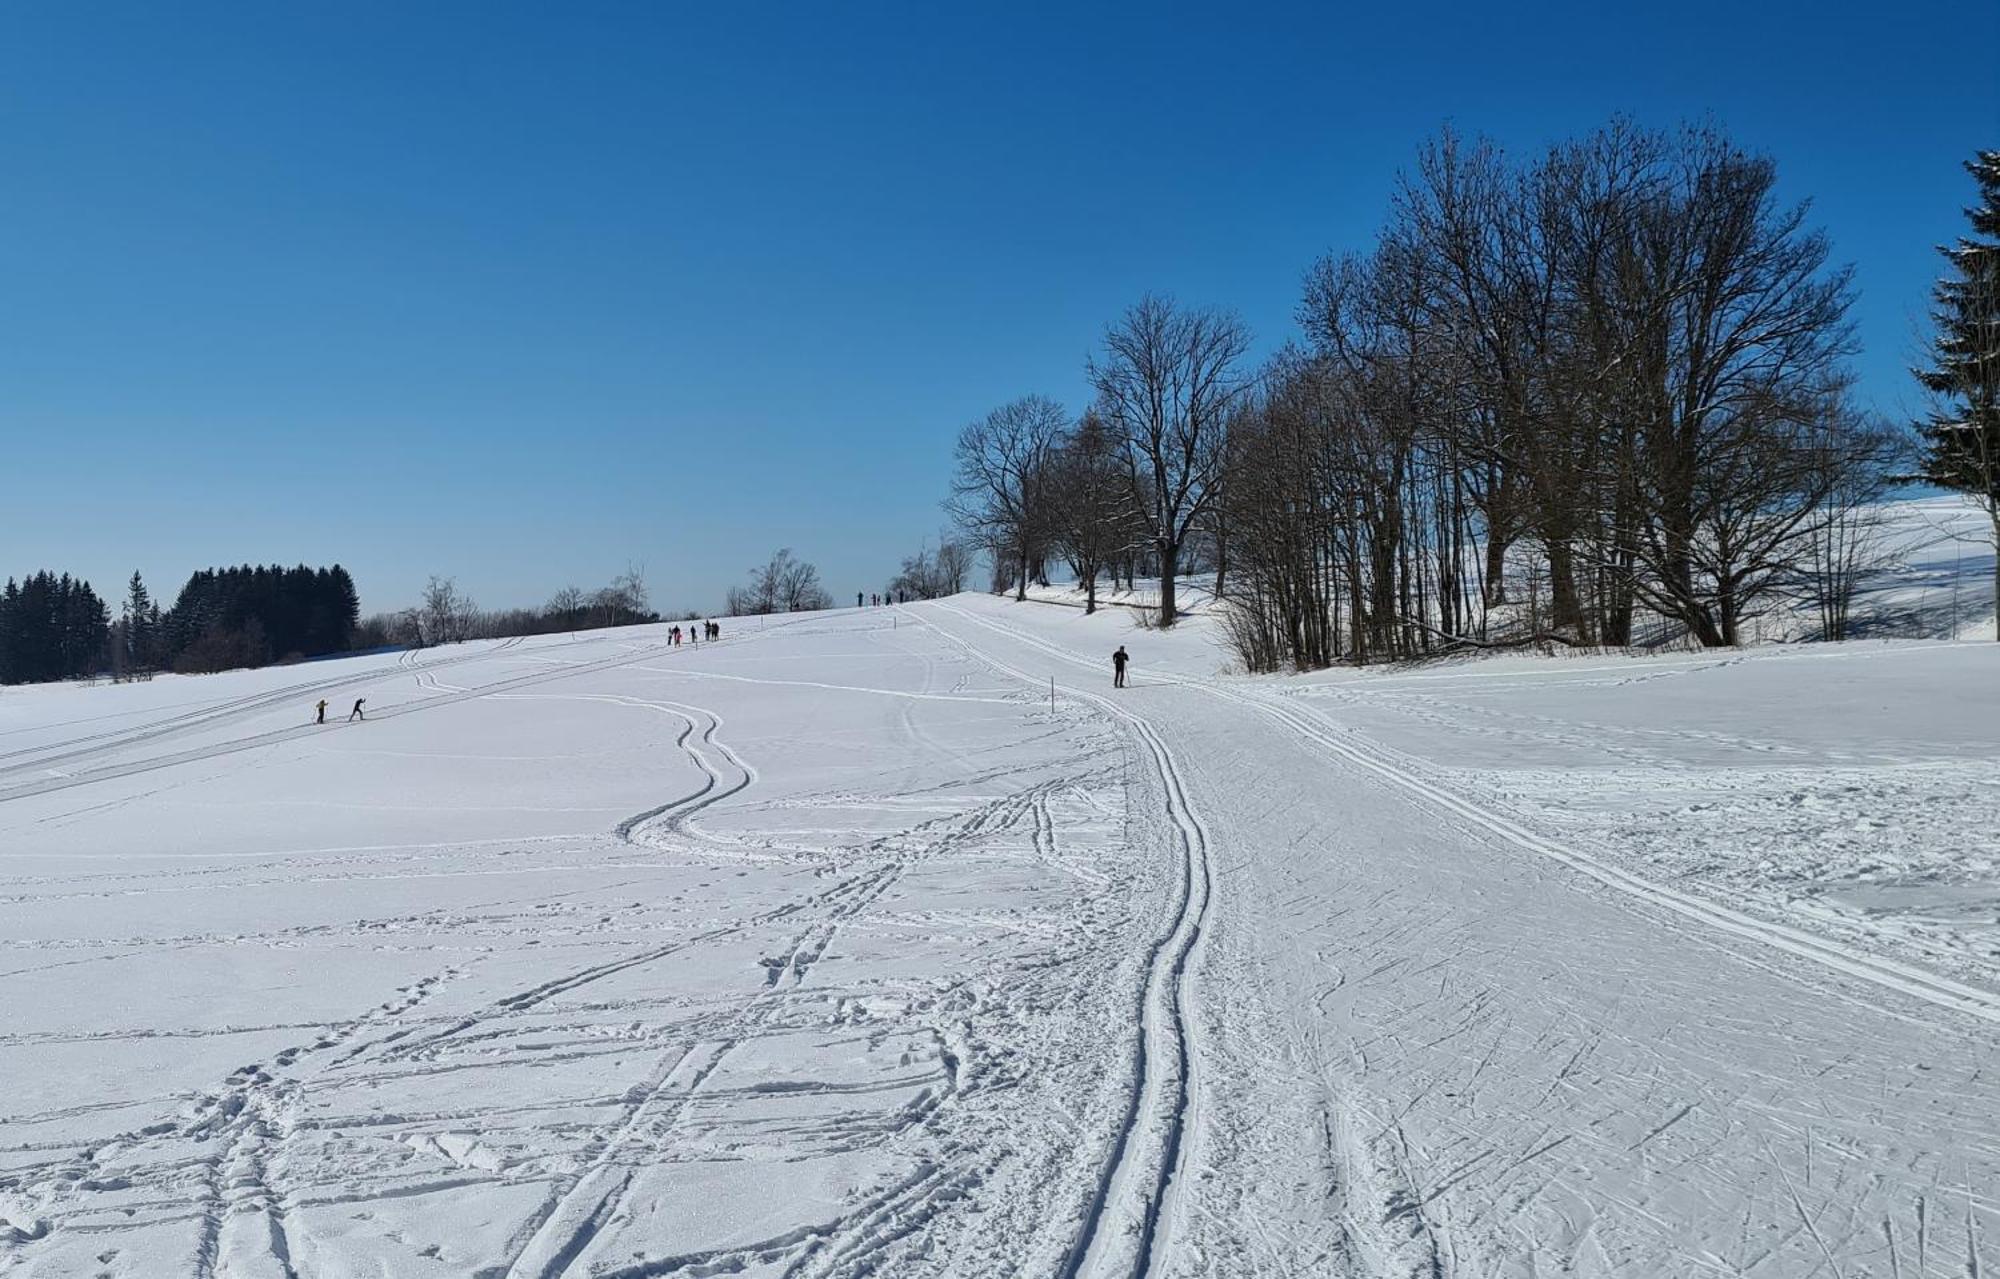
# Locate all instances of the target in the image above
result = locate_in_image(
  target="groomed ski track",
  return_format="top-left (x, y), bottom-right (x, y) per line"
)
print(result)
top-left (918, 597), bottom-right (2000, 1276)
top-left (919, 610), bottom-right (1214, 1279)
top-left (927, 602), bottom-right (2000, 1027)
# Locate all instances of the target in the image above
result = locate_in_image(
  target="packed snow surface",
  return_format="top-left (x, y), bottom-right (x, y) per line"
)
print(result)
top-left (0, 599), bottom-right (1994, 1276)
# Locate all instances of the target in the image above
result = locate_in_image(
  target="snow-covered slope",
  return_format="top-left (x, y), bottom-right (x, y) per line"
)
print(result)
top-left (1, 594), bottom-right (1994, 1276)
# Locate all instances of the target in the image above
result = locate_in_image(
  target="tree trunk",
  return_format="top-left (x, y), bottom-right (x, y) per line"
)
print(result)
top-left (1484, 533), bottom-right (1508, 606)
top-left (1546, 540), bottom-right (1588, 641)
top-left (1719, 584), bottom-right (1741, 648)
top-left (1015, 546), bottom-right (1028, 603)
top-left (1991, 509), bottom-right (2000, 642)
top-left (1158, 539), bottom-right (1180, 627)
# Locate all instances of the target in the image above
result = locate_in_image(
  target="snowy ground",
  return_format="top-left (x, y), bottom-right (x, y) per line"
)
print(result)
top-left (2, 583), bottom-right (1996, 1276)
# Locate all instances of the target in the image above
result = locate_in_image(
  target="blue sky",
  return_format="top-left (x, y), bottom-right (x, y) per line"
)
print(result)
top-left (3, 2), bottom-right (1994, 616)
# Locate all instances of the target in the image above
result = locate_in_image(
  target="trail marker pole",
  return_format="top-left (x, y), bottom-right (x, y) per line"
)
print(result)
top-left (1050, 676), bottom-right (1056, 715)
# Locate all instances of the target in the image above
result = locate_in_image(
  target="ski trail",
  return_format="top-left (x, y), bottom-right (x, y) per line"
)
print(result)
top-left (929, 601), bottom-right (2000, 1028)
top-left (0, 637), bottom-right (690, 805)
top-left (0, 637), bottom-right (526, 779)
top-left (919, 606), bottom-right (1214, 1279)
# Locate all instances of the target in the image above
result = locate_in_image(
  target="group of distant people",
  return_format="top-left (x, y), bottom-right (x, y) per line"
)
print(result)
top-left (311, 619), bottom-right (728, 726)
top-left (859, 592), bottom-right (906, 607)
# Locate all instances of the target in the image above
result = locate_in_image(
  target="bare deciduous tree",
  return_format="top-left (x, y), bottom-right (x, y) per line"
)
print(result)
top-left (948, 395), bottom-right (1065, 601)
top-left (727, 549), bottom-right (831, 615)
top-left (419, 575), bottom-right (476, 646)
top-left (1089, 294), bottom-right (1251, 626)
top-left (1047, 409), bottom-right (1145, 614)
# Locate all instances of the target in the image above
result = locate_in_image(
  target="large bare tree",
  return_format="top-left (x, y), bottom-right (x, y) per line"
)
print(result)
top-left (1089, 295), bottom-right (1251, 626)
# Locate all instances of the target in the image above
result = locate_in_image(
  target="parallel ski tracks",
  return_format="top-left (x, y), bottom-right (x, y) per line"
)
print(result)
top-left (0, 635), bottom-right (739, 806)
top-left (924, 604), bottom-right (1215, 1279)
top-left (0, 637), bottom-right (527, 780)
top-left (928, 602), bottom-right (2000, 1029)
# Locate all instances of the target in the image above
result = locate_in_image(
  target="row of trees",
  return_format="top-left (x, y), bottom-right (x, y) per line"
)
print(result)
top-left (948, 391), bottom-right (1178, 617)
top-left (1227, 121), bottom-right (1896, 665)
top-left (4, 545), bottom-right (851, 681)
top-left (357, 567), bottom-right (660, 648)
top-left (947, 122), bottom-right (1999, 666)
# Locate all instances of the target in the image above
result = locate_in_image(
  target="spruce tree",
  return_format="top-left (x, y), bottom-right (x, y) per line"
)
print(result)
top-left (124, 571), bottom-right (155, 672)
top-left (1915, 149), bottom-right (2000, 637)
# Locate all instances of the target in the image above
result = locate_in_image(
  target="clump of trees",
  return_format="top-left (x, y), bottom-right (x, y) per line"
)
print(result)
top-left (726, 549), bottom-right (832, 615)
top-left (163, 565), bottom-right (362, 672)
top-left (1914, 149), bottom-right (2000, 640)
top-left (0, 573), bottom-right (112, 684)
top-left (948, 395), bottom-right (1066, 602)
top-left (886, 537), bottom-right (974, 602)
top-left (943, 119), bottom-right (1902, 666)
top-left (949, 396), bottom-right (1155, 616)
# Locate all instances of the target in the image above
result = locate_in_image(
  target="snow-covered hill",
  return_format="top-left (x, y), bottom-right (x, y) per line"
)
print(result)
top-left (1, 570), bottom-right (1995, 1275)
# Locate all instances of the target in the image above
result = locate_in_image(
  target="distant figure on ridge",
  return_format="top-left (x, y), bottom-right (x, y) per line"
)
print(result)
top-left (857, 592), bottom-right (864, 608)
top-left (315, 698), bottom-right (327, 724)
top-left (348, 698), bottom-right (366, 722)
top-left (1112, 646), bottom-right (1129, 689)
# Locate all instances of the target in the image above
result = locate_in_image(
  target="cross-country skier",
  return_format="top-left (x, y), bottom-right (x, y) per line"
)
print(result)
top-left (315, 699), bottom-right (328, 724)
top-left (348, 698), bottom-right (366, 722)
top-left (1112, 646), bottom-right (1129, 688)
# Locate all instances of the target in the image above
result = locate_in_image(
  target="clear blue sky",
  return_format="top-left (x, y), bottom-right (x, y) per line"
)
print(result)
top-left (3, 2), bottom-right (1994, 616)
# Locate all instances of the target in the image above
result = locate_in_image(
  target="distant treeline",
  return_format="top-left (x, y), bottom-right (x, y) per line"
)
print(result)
top-left (0, 558), bottom-right (702, 687)
top-left (0, 564), bottom-right (360, 685)
top-left (355, 569), bottom-right (664, 648)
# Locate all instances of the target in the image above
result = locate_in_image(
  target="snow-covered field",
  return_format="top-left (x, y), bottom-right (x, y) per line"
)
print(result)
top-left (2, 571), bottom-right (1997, 1275)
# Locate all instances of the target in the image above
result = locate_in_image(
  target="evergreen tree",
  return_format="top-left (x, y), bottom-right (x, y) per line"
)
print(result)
top-left (1917, 150), bottom-right (2000, 495)
top-left (123, 571), bottom-right (156, 672)
top-left (1915, 149), bottom-right (2000, 637)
